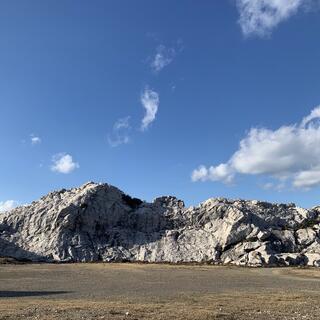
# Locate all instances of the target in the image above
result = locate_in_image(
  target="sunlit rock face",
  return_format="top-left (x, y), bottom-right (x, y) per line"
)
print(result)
top-left (1, 182), bottom-right (320, 266)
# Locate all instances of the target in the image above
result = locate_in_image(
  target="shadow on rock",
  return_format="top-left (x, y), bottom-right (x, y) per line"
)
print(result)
top-left (0, 238), bottom-right (48, 262)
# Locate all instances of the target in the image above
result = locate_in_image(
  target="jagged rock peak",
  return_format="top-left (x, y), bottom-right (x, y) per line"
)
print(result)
top-left (1, 182), bottom-right (320, 267)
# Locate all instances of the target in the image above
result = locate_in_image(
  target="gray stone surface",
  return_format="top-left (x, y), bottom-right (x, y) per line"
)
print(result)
top-left (1, 182), bottom-right (320, 266)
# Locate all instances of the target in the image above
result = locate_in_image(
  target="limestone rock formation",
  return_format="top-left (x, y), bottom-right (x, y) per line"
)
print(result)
top-left (1, 182), bottom-right (320, 266)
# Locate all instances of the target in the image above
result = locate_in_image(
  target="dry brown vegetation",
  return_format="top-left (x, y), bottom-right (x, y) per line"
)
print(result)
top-left (0, 263), bottom-right (320, 319)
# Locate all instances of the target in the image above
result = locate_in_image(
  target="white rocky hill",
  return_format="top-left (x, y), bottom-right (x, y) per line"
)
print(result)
top-left (1, 182), bottom-right (320, 266)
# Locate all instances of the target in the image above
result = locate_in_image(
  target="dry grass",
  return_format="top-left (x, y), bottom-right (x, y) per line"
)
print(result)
top-left (1, 292), bottom-right (320, 320)
top-left (1, 263), bottom-right (320, 319)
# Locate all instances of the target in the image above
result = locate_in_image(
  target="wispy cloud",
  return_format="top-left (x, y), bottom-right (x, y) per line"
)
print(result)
top-left (261, 181), bottom-right (286, 192)
top-left (236, 0), bottom-right (310, 37)
top-left (51, 153), bottom-right (79, 174)
top-left (150, 40), bottom-right (183, 73)
top-left (192, 106), bottom-right (320, 189)
top-left (107, 116), bottom-right (131, 147)
top-left (151, 45), bottom-right (176, 73)
top-left (30, 134), bottom-right (41, 145)
top-left (0, 200), bottom-right (18, 213)
top-left (140, 87), bottom-right (159, 131)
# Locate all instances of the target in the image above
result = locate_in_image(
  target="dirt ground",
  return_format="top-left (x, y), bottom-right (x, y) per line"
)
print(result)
top-left (0, 263), bottom-right (320, 319)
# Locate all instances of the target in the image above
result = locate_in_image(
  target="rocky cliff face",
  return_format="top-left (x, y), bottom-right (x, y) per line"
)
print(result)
top-left (1, 182), bottom-right (320, 266)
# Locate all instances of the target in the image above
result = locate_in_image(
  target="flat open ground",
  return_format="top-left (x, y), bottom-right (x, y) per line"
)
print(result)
top-left (0, 263), bottom-right (320, 319)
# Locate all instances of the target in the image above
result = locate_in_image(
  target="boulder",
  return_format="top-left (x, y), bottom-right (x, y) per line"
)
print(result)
top-left (1, 181), bottom-right (320, 267)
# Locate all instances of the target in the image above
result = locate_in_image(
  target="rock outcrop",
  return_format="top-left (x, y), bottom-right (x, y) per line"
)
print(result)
top-left (1, 182), bottom-right (320, 266)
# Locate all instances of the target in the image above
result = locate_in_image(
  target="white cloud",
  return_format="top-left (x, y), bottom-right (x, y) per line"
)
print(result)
top-left (151, 45), bottom-right (176, 73)
top-left (51, 153), bottom-right (79, 174)
top-left (107, 116), bottom-right (131, 147)
top-left (300, 106), bottom-right (320, 127)
top-left (293, 167), bottom-right (320, 188)
top-left (191, 164), bottom-right (234, 184)
top-left (0, 200), bottom-right (18, 213)
top-left (262, 182), bottom-right (275, 190)
top-left (261, 181), bottom-right (286, 191)
top-left (140, 87), bottom-right (159, 131)
top-left (30, 134), bottom-right (41, 145)
top-left (236, 0), bottom-right (306, 37)
top-left (192, 106), bottom-right (320, 189)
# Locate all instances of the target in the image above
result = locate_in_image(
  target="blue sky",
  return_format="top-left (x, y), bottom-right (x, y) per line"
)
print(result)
top-left (1, 0), bottom-right (320, 211)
